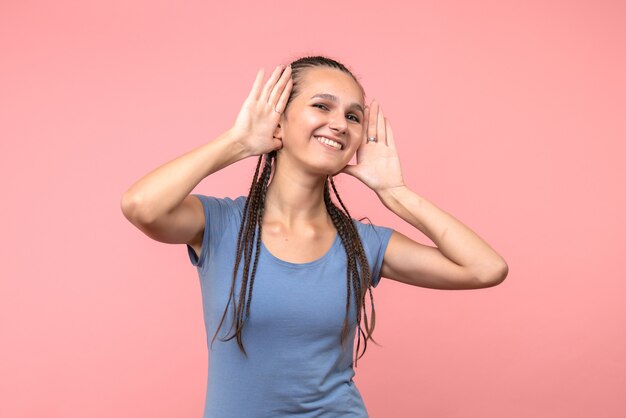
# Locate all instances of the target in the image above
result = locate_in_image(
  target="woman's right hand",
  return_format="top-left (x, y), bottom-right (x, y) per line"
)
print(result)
top-left (229, 64), bottom-right (293, 157)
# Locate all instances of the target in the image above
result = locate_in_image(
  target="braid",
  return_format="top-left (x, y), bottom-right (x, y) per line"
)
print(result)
top-left (325, 176), bottom-right (380, 368)
top-left (323, 181), bottom-right (354, 348)
top-left (210, 151), bottom-right (276, 357)
top-left (330, 176), bottom-right (380, 336)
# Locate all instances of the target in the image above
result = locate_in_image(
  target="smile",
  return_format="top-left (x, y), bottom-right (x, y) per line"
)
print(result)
top-left (314, 136), bottom-right (343, 150)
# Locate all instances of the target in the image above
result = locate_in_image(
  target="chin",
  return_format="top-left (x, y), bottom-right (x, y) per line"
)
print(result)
top-left (307, 156), bottom-right (349, 177)
top-left (280, 144), bottom-right (348, 177)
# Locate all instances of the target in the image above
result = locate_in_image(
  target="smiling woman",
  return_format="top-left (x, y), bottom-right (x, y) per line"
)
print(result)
top-left (274, 62), bottom-right (367, 177)
top-left (216, 59), bottom-right (375, 357)
top-left (121, 55), bottom-right (508, 418)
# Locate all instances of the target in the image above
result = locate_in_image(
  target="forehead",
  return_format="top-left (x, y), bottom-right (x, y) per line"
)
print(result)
top-left (298, 67), bottom-right (363, 103)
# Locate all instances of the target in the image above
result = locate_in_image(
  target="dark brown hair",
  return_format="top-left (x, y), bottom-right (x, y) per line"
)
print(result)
top-left (211, 56), bottom-right (378, 367)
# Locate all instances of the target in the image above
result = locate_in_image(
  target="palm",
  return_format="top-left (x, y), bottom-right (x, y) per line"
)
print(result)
top-left (231, 99), bottom-right (280, 150)
top-left (341, 100), bottom-right (405, 194)
top-left (350, 141), bottom-right (404, 192)
top-left (229, 65), bottom-right (293, 157)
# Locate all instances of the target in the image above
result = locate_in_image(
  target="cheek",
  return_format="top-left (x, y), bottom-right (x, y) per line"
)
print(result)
top-left (303, 112), bottom-right (325, 128)
top-left (350, 124), bottom-right (364, 141)
top-left (290, 112), bottom-right (323, 136)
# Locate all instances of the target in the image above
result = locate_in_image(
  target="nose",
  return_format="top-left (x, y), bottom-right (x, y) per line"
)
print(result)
top-left (328, 110), bottom-right (348, 135)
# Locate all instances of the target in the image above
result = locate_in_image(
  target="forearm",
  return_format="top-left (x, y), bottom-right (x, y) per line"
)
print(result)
top-left (377, 185), bottom-right (508, 280)
top-left (121, 129), bottom-right (250, 223)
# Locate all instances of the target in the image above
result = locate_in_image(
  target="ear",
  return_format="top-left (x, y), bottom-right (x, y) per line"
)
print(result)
top-left (273, 121), bottom-right (283, 140)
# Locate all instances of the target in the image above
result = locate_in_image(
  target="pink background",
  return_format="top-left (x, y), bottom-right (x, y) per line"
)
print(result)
top-left (1, 1), bottom-right (624, 417)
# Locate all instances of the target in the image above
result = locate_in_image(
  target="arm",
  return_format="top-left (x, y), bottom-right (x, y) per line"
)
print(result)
top-left (120, 129), bottom-right (249, 225)
top-left (120, 130), bottom-right (250, 254)
top-left (377, 186), bottom-right (508, 289)
top-left (120, 64), bottom-right (293, 253)
top-left (342, 99), bottom-right (508, 289)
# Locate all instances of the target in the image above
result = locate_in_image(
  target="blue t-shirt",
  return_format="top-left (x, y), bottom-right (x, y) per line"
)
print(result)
top-left (186, 194), bottom-right (393, 418)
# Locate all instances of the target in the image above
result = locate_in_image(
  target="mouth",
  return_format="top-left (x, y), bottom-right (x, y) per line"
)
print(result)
top-left (314, 135), bottom-right (344, 151)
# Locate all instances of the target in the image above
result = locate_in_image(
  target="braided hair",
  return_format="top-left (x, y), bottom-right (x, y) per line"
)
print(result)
top-left (211, 56), bottom-right (379, 367)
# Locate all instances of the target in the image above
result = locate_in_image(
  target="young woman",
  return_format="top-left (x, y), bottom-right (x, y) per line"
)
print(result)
top-left (121, 56), bottom-right (508, 417)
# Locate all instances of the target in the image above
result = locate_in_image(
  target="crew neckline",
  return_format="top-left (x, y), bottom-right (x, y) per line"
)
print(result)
top-left (261, 232), bottom-right (340, 269)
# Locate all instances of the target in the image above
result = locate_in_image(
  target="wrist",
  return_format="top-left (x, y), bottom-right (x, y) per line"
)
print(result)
top-left (376, 183), bottom-right (409, 200)
top-left (223, 128), bottom-right (253, 160)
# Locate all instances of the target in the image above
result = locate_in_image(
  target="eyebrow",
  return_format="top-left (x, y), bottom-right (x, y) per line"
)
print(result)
top-left (310, 93), bottom-right (364, 115)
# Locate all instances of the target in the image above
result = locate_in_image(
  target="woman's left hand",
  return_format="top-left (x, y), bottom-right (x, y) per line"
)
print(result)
top-left (340, 99), bottom-right (406, 194)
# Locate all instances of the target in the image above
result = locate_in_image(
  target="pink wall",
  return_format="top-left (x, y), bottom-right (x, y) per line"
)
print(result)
top-left (1, 1), bottom-right (624, 417)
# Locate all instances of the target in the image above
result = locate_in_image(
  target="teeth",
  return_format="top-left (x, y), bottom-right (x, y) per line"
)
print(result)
top-left (315, 136), bottom-right (342, 150)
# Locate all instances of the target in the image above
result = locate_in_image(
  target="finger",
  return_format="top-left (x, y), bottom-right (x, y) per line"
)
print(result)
top-left (269, 65), bottom-right (292, 111)
top-left (260, 65), bottom-right (285, 104)
top-left (377, 105), bottom-right (387, 145)
top-left (248, 68), bottom-right (265, 101)
top-left (386, 117), bottom-right (397, 150)
top-left (360, 105), bottom-right (370, 145)
top-left (367, 99), bottom-right (378, 141)
top-left (274, 77), bottom-right (293, 114)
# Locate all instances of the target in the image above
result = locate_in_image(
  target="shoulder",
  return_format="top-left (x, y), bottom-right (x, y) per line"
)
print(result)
top-left (185, 195), bottom-right (247, 269)
top-left (350, 217), bottom-right (394, 259)
top-left (350, 218), bottom-right (394, 287)
top-left (191, 194), bottom-right (247, 218)
top-left (189, 194), bottom-right (248, 239)
top-left (351, 217), bottom-right (394, 244)
top-left (192, 194), bottom-right (247, 207)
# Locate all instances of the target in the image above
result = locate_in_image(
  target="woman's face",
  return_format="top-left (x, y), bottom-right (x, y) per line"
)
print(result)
top-left (276, 67), bottom-right (365, 176)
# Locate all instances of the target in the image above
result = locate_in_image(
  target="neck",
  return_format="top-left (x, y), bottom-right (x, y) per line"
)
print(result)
top-left (264, 157), bottom-right (329, 226)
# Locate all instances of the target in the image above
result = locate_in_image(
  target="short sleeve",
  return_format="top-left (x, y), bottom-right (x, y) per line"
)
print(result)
top-left (186, 194), bottom-right (246, 269)
top-left (353, 220), bottom-right (394, 288)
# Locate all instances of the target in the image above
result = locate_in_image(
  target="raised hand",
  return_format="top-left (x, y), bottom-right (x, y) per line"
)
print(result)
top-left (229, 64), bottom-right (293, 157)
top-left (340, 99), bottom-right (406, 194)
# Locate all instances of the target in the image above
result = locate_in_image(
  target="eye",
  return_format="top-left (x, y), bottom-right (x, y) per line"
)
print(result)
top-left (313, 103), bottom-right (360, 123)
